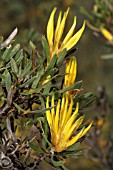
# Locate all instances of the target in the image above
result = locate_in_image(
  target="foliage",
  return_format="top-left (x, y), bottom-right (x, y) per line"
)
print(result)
top-left (0, 9), bottom-right (93, 170)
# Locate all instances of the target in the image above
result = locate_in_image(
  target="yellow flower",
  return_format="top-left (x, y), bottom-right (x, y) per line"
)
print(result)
top-left (63, 56), bottom-right (80, 96)
top-left (64, 57), bottom-right (77, 87)
top-left (47, 7), bottom-right (85, 59)
top-left (46, 94), bottom-right (92, 152)
top-left (100, 28), bottom-right (113, 44)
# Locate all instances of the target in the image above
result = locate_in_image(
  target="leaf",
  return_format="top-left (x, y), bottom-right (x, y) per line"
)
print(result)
top-left (13, 102), bottom-right (25, 112)
top-left (42, 36), bottom-right (50, 64)
top-left (42, 115), bottom-right (49, 150)
top-left (14, 49), bottom-right (23, 62)
top-left (19, 77), bottom-right (36, 88)
top-left (43, 82), bottom-right (52, 95)
top-left (29, 41), bottom-right (36, 50)
top-left (28, 142), bottom-right (44, 153)
top-left (11, 57), bottom-right (18, 74)
top-left (31, 65), bottom-right (43, 88)
top-left (42, 133), bottom-right (52, 147)
top-left (58, 80), bottom-right (82, 94)
top-left (20, 61), bottom-right (32, 77)
top-left (5, 70), bottom-right (12, 90)
top-left (2, 47), bottom-right (12, 61)
top-left (28, 105), bottom-right (56, 114)
top-left (51, 159), bottom-right (69, 170)
top-left (61, 149), bottom-right (85, 157)
top-left (9, 44), bottom-right (20, 58)
top-left (56, 48), bottom-right (67, 65)
top-left (43, 54), bottom-right (57, 77)
top-left (101, 53), bottom-right (113, 59)
top-left (65, 142), bottom-right (80, 151)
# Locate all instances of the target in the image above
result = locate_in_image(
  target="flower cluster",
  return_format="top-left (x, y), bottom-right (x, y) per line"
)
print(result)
top-left (46, 94), bottom-right (92, 152)
top-left (47, 7), bottom-right (85, 59)
top-left (46, 8), bottom-right (92, 153)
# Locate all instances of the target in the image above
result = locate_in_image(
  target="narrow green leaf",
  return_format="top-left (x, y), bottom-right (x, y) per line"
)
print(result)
top-left (65, 142), bottom-right (80, 151)
top-left (14, 49), bottom-right (23, 62)
top-left (13, 102), bottom-right (25, 112)
top-left (29, 41), bottom-right (36, 50)
top-left (42, 133), bottom-right (52, 147)
top-left (28, 142), bottom-right (44, 153)
top-left (58, 81), bottom-right (82, 94)
top-left (36, 52), bottom-right (44, 74)
top-left (9, 44), bottom-right (20, 58)
top-left (11, 57), bottom-right (18, 74)
top-left (2, 47), bottom-right (12, 61)
top-left (28, 105), bottom-right (56, 114)
top-left (43, 82), bottom-right (52, 95)
top-left (42, 36), bottom-right (50, 64)
top-left (56, 48), bottom-right (67, 65)
top-left (20, 61), bottom-right (32, 77)
top-left (19, 77), bottom-right (36, 88)
top-left (31, 65), bottom-right (43, 88)
top-left (42, 115), bottom-right (49, 150)
top-left (5, 70), bottom-right (12, 90)
top-left (44, 54), bottom-right (57, 77)
top-left (52, 160), bottom-right (69, 170)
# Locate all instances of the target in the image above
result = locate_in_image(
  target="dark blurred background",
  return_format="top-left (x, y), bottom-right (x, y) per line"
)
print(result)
top-left (0, 0), bottom-right (113, 169)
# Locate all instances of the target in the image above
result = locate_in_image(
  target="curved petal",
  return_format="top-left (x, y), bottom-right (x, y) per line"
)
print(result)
top-left (54, 8), bottom-right (70, 51)
top-left (66, 127), bottom-right (85, 147)
top-left (80, 122), bottom-right (93, 137)
top-left (62, 16), bottom-right (77, 46)
top-left (47, 7), bottom-right (57, 46)
top-left (64, 21), bottom-right (85, 51)
top-left (63, 116), bottom-right (84, 144)
top-left (46, 96), bottom-right (52, 126)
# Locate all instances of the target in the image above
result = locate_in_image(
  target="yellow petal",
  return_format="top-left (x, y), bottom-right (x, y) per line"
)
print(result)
top-left (68, 58), bottom-right (75, 86)
top-left (47, 7), bottom-right (57, 46)
top-left (46, 96), bottom-right (52, 126)
top-left (62, 16), bottom-right (76, 46)
top-left (64, 95), bottom-right (73, 123)
top-left (54, 99), bottom-right (61, 134)
top-left (80, 122), bottom-right (93, 137)
top-left (71, 57), bottom-right (77, 84)
top-left (64, 21), bottom-right (85, 51)
top-left (62, 103), bottom-right (79, 133)
top-left (61, 94), bottom-right (68, 127)
top-left (63, 116), bottom-right (84, 144)
top-left (64, 59), bottom-right (72, 87)
top-left (54, 11), bottom-right (62, 43)
top-left (51, 94), bottom-right (55, 119)
top-left (54, 8), bottom-right (70, 51)
top-left (101, 28), bottom-right (113, 42)
top-left (66, 127), bottom-right (85, 147)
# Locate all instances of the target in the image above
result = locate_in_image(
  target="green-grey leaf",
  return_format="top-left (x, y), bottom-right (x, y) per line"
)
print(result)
top-left (65, 142), bottom-right (80, 151)
top-left (42, 36), bottom-right (50, 64)
top-left (19, 77), bottom-right (36, 88)
top-left (11, 57), bottom-right (18, 74)
top-left (44, 54), bottom-right (57, 77)
top-left (57, 48), bottom-right (67, 65)
top-left (28, 142), bottom-right (44, 153)
top-left (5, 70), bottom-right (12, 90)
top-left (2, 47), bottom-right (12, 61)
top-left (20, 61), bottom-right (32, 77)
top-left (9, 44), bottom-right (20, 58)
top-left (58, 80), bottom-right (82, 94)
